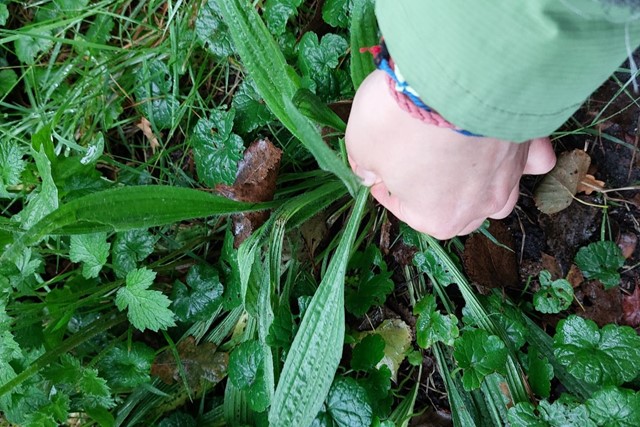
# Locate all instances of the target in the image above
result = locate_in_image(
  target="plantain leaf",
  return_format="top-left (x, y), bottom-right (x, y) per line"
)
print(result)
top-left (349, 0), bottom-right (377, 89)
top-left (269, 188), bottom-right (368, 426)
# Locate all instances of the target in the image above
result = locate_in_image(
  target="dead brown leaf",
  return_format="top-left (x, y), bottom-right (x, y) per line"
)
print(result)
top-left (617, 232), bottom-right (638, 259)
top-left (462, 221), bottom-right (518, 293)
top-left (151, 336), bottom-right (228, 389)
top-left (566, 264), bottom-right (585, 288)
top-left (576, 174), bottom-right (605, 195)
top-left (622, 283), bottom-right (640, 327)
top-left (574, 281), bottom-right (622, 327)
top-left (136, 117), bottom-right (160, 153)
top-left (216, 139), bottom-right (282, 247)
top-left (534, 149), bottom-right (591, 214)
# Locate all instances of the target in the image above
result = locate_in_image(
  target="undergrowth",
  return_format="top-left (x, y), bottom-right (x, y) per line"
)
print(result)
top-left (0, 1), bottom-right (639, 426)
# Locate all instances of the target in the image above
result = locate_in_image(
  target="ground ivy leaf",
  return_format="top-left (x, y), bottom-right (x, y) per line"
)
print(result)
top-left (359, 366), bottom-right (392, 417)
top-left (228, 340), bottom-right (269, 412)
top-left (454, 329), bottom-right (508, 391)
top-left (190, 111), bottom-right (244, 186)
top-left (266, 303), bottom-right (295, 350)
top-left (15, 29), bottom-right (53, 64)
top-left (99, 343), bottom-right (155, 389)
top-left (158, 412), bottom-right (197, 427)
top-left (232, 78), bottom-right (274, 134)
top-left (345, 245), bottom-right (394, 316)
top-left (112, 229), bottom-right (157, 278)
top-left (115, 267), bottom-right (176, 332)
top-left (508, 400), bottom-right (595, 427)
top-left (135, 59), bottom-right (179, 130)
top-left (351, 334), bottom-right (385, 371)
top-left (0, 139), bottom-right (25, 193)
top-left (322, 0), bottom-right (352, 28)
top-left (575, 241), bottom-right (625, 289)
top-left (15, 148), bottom-right (58, 229)
top-left (195, 0), bottom-right (234, 59)
top-left (533, 270), bottom-right (574, 314)
top-left (586, 386), bottom-right (640, 426)
top-left (69, 233), bottom-right (110, 279)
top-left (171, 264), bottom-right (224, 322)
top-left (413, 248), bottom-right (456, 287)
top-left (553, 315), bottom-right (640, 386)
top-left (324, 377), bottom-right (372, 427)
top-left (264, 0), bottom-right (302, 35)
top-left (414, 294), bottom-right (459, 349)
top-left (297, 32), bottom-right (348, 98)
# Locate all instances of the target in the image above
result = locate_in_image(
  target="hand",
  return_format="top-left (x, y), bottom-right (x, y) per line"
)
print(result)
top-left (345, 70), bottom-right (556, 240)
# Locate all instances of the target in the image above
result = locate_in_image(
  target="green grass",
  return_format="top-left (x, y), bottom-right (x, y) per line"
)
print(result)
top-left (1, 1), bottom-right (639, 426)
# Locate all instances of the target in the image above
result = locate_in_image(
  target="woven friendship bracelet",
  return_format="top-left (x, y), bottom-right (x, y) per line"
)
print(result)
top-left (360, 43), bottom-right (480, 137)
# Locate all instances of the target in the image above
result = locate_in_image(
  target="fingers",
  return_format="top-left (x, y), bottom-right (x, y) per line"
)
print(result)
top-left (523, 137), bottom-right (556, 175)
top-left (489, 184), bottom-right (520, 220)
top-left (370, 181), bottom-right (403, 218)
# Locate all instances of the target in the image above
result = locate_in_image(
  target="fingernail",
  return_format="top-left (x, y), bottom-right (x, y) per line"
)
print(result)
top-left (357, 169), bottom-right (378, 186)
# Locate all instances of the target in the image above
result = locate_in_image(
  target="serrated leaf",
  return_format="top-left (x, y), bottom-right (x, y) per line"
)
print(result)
top-left (115, 267), bottom-right (176, 332)
top-left (264, 0), bottom-right (302, 35)
top-left (190, 112), bottom-right (244, 186)
top-left (454, 329), bottom-right (508, 391)
top-left (414, 294), bottom-right (459, 349)
top-left (533, 270), bottom-right (574, 314)
top-left (297, 32), bottom-right (348, 98)
top-left (15, 148), bottom-right (58, 229)
top-left (0, 139), bottom-right (25, 192)
top-left (575, 241), bottom-right (625, 289)
top-left (0, 69), bottom-right (18, 96)
top-left (351, 334), bottom-right (385, 371)
top-left (586, 387), bottom-right (640, 426)
top-left (228, 340), bottom-right (270, 412)
top-left (171, 264), bottom-right (224, 322)
top-left (322, 377), bottom-right (372, 427)
top-left (99, 343), bottom-right (155, 389)
top-left (534, 149), bottom-right (591, 214)
top-left (527, 348), bottom-right (554, 399)
top-left (232, 79), bottom-right (274, 134)
top-left (134, 59), bottom-right (179, 130)
top-left (15, 29), bottom-right (53, 64)
top-left (553, 315), bottom-right (640, 386)
top-left (195, 0), bottom-right (234, 59)
top-left (345, 245), bottom-right (394, 316)
top-left (69, 232), bottom-right (110, 279)
top-left (322, 0), bottom-right (352, 28)
top-left (78, 368), bottom-right (115, 409)
top-left (85, 14), bottom-right (114, 45)
top-left (111, 229), bottom-right (156, 278)
top-left (508, 400), bottom-right (595, 427)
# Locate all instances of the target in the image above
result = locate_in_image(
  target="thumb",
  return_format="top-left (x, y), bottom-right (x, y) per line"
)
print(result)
top-left (523, 137), bottom-right (556, 175)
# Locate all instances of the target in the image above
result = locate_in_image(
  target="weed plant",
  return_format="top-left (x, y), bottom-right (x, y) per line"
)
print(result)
top-left (1, 1), bottom-right (639, 426)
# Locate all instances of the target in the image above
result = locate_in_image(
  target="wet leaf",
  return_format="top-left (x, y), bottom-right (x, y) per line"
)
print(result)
top-left (15, 148), bottom-right (58, 230)
top-left (414, 294), bottom-right (459, 349)
top-left (232, 79), bottom-right (274, 134)
top-left (227, 340), bottom-right (269, 412)
top-left (171, 264), bottom-right (224, 323)
top-left (15, 29), bottom-right (53, 64)
top-left (216, 138), bottom-right (281, 247)
top-left (111, 229), bottom-right (157, 278)
top-left (453, 329), bottom-right (508, 391)
top-left (351, 334), bottom-right (385, 371)
top-left (533, 270), bottom-right (574, 314)
top-left (195, 0), bottom-right (234, 60)
top-left (297, 32), bottom-right (348, 98)
top-left (322, 377), bottom-right (372, 427)
top-left (462, 221), bottom-right (518, 292)
top-left (413, 248), bottom-right (456, 287)
top-left (134, 59), bottom-right (179, 130)
top-left (190, 110), bottom-right (244, 187)
top-left (535, 149), bottom-right (591, 214)
top-left (0, 138), bottom-right (25, 194)
top-left (323, 0), bottom-right (352, 28)
top-left (99, 343), bottom-right (155, 389)
top-left (359, 366), bottom-right (392, 417)
top-left (508, 400), bottom-right (594, 427)
top-left (586, 386), bottom-right (640, 426)
top-left (527, 348), bottom-right (554, 399)
top-left (69, 232), bottom-right (110, 279)
top-left (158, 412), bottom-right (197, 427)
top-left (152, 336), bottom-right (228, 389)
top-left (263, 0), bottom-right (302, 35)
top-left (622, 284), bottom-right (640, 327)
top-left (574, 241), bottom-right (625, 289)
top-left (553, 315), bottom-right (640, 386)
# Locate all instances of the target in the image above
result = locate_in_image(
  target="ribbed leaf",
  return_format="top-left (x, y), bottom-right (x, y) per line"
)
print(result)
top-left (2, 186), bottom-right (267, 263)
top-left (269, 188), bottom-right (368, 426)
top-left (216, 0), bottom-right (359, 196)
top-left (350, 0), bottom-right (377, 89)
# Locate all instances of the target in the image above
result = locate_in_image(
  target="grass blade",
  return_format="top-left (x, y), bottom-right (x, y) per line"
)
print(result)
top-left (269, 188), bottom-right (369, 426)
top-left (350, 0), bottom-right (377, 90)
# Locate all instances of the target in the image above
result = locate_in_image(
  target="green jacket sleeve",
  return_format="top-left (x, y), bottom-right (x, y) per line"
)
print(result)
top-left (375, 1), bottom-right (640, 142)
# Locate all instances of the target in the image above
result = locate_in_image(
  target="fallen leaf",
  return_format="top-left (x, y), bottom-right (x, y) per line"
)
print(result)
top-left (617, 232), bottom-right (638, 259)
top-left (535, 149), bottom-right (591, 214)
top-left (574, 281), bottom-right (622, 327)
top-left (622, 283), bottom-right (640, 327)
top-left (136, 117), bottom-right (160, 153)
top-left (540, 253), bottom-right (562, 280)
top-left (566, 264), bottom-right (585, 288)
top-left (576, 174), bottom-right (605, 195)
top-left (216, 139), bottom-right (282, 247)
top-left (151, 336), bottom-right (228, 389)
top-left (462, 221), bottom-right (518, 293)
